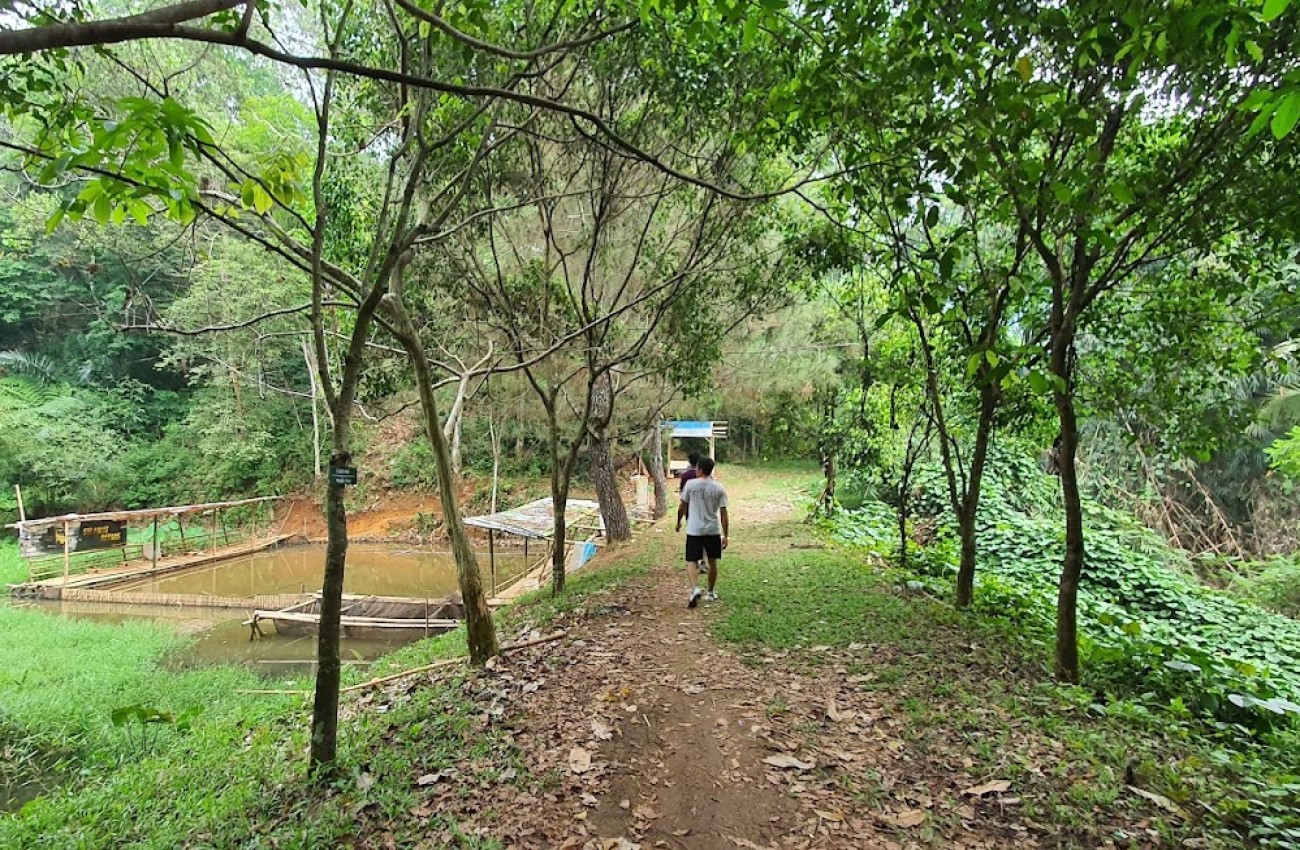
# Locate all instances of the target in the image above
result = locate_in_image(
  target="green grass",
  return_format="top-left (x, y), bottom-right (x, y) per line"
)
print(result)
top-left (0, 540), bottom-right (24, 585)
top-left (711, 509), bottom-right (1300, 848)
top-left (712, 522), bottom-right (918, 650)
top-left (0, 523), bottom-right (655, 848)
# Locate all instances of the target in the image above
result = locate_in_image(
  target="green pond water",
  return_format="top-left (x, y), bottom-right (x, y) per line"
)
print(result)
top-left (24, 544), bottom-right (531, 674)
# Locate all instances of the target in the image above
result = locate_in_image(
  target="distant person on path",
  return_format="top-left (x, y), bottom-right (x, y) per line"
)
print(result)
top-left (677, 457), bottom-right (728, 608)
top-left (678, 452), bottom-right (706, 576)
top-left (678, 452), bottom-right (701, 492)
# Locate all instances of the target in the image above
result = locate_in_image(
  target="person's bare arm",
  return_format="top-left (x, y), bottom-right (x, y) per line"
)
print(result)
top-left (720, 507), bottom-right (729, 548)
top-left (677, 496), bottom-right (688, 532)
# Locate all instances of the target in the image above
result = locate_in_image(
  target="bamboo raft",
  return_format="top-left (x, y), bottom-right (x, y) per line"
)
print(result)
top-left (245, 593), bottom-right (466, 641)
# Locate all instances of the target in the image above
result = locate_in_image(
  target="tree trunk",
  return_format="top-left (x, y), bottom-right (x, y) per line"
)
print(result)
top-left (551, 471), bottom-right (569, 593)
top-left (546, 407), bottom-right (569, 594)
top-left (302, 339), bottom-right (322, 480)
top-left (955, 382), bottom-right (998, 609)
top-left (309, 430), bottom-right (349, 773)
top-left (822, 451), bottom-right (836, 516)
top-left (1052, 340), bottom-right (1085, 683)
top-left (588, 371), bottom-right (630, 541)
top-left (591, 434), bottom-right (631, 541)
top-left (648, 424), bottom-right (667, 519)
top-left (385, 295), bottom-right (498, 664)
top-left (451, 414), bottom-right (463, 478)
top-left (896, 493), bottom-right (909, 570)
top-left (489, 411), bottom-right (501, 515)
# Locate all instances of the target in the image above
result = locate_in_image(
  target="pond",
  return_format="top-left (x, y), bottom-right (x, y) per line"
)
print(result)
top-left (24, 544), bottom-right (532, 675)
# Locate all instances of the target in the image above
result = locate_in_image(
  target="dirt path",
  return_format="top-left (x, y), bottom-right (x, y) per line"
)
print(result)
top-left (422, 468), bottom-right (1036, 849)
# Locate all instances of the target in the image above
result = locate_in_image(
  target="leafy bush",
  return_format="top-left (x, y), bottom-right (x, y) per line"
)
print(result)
top-left (387, 439), bottom-right (439, 491)
top-left (1230, 555), bottom-right (1300, 620)
top-left (831, 454), bottom-right (1300, 732)
top-left (829, 452), bottom-right (1300, 846)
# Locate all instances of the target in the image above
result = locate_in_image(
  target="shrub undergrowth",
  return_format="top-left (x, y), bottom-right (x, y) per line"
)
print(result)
top-left (826, 453), bottom-right (1300, 847)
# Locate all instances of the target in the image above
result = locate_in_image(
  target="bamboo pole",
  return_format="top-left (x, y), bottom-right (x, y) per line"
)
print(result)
top-left (237, 630), bottom-right (567, 696)
top-left (489, 529), bottom-right (496, 596)
top-left (13, 484), bottom-right (25, 522)
top-left (151, 516), bottom-right (159, 569)
top-left (341, 630), bottom-right (566, 694)
top-left (5, 496), bottom-right (281, 533)
top-left (62, 520), bottom-right (71, 587)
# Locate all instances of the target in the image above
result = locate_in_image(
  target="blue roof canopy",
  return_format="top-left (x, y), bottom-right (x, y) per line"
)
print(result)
top-left (665, 420), bottom-right (714, 438)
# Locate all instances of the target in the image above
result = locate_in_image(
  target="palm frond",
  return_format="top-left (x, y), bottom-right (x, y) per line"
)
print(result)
top-left (0, 350), bottom-right (59, 385)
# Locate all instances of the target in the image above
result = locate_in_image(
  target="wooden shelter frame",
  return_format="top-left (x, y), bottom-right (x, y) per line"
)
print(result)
top-left (663, 420), bottom-right (728, 472)
top-left (6, 496), bottom-right (280, 585)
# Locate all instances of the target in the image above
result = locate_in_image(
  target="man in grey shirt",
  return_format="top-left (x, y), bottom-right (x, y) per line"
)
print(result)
top-left (676, 456), bottom-right (729, 608)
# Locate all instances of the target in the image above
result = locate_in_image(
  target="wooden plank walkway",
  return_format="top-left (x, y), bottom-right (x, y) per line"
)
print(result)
top-left (9, 534), bottom-right (295, 600)
top-left (58, 589), bottom-right (310, 610)
top-left (488, 557), bottom-right (554, 607)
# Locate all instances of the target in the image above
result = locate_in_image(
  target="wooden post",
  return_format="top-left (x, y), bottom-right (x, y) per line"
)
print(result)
top-left (13, 484), bottom-right (25, 522)
top-left (151, 517), bottom-right (159, 569)
top-left (488, 529), bottom-right (496, 596)
top-left (178, 516), bottom-right (186, 549)
top-left (62, 520), bottom-right (71, 587)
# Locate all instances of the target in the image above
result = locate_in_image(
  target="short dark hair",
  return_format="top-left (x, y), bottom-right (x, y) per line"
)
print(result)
top-left (697, 457), bottom-right (716, 476)
top-left (687, 452), bottom-right (701, 466)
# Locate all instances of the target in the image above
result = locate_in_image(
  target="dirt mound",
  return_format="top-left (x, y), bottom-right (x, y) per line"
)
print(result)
top-left (275, 494), bottom-right (440, 542)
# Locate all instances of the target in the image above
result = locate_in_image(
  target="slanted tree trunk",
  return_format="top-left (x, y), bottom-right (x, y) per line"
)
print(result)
top-left (301, 339), bottom-right (322, 480)
top-left (383, 290), bottom-right (498, 664)
top-left (451, 415), bottom-right (463, 477)
top-left (647, 424), bottom-right (667, 519)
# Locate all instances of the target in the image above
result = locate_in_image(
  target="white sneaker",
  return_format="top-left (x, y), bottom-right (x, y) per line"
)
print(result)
top-left (706, 590), bottom-right (719, 602)
top-left (688, 587), bottom-right (702, 608)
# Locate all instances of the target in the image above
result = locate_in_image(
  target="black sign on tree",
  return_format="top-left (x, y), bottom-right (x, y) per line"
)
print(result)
top-left (329, 466), bottom-right (358, 485)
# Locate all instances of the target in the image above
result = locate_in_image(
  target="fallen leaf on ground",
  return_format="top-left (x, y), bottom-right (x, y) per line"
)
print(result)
top-left (727, 838), bottom-right (771, 850)
top-left (633, 805), bottom-right (660, 820)
top-left (880, 809), bottom-right (926, 828)
top-left (761, 754), bottom-right (815, 770)
top-left (1127, 785), bottom-right (1187, 818)
top-left (826, 694), bottom-right (847, 722)
top-left (568, 747), bottom-right (593, 774)
top-left (415, 771), bottom-right (445, 787)
top-left (963, 779), bottom-right (1011, 797)
top-left (356, 772), bottom-right (374, 792)
top-left (581, 792), bottom-right (599, 807)
top-left (601, 840), bottom-right (640, 850)
top-left (682, 684), bottom-right (706, 695)
top-left (814, 810), bottom-right (845, 822)
top-left (672, 829), bottom-right (690, 837)
top-left (592, 719), bottom-right (612, 741)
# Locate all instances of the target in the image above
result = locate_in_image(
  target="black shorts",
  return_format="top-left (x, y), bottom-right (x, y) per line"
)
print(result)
top-left (685, 534), bottom-right (723, 562)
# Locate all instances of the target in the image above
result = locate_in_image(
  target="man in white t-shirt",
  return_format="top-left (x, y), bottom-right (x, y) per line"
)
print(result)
top-left (676, 457), bottom-right (729, 608)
